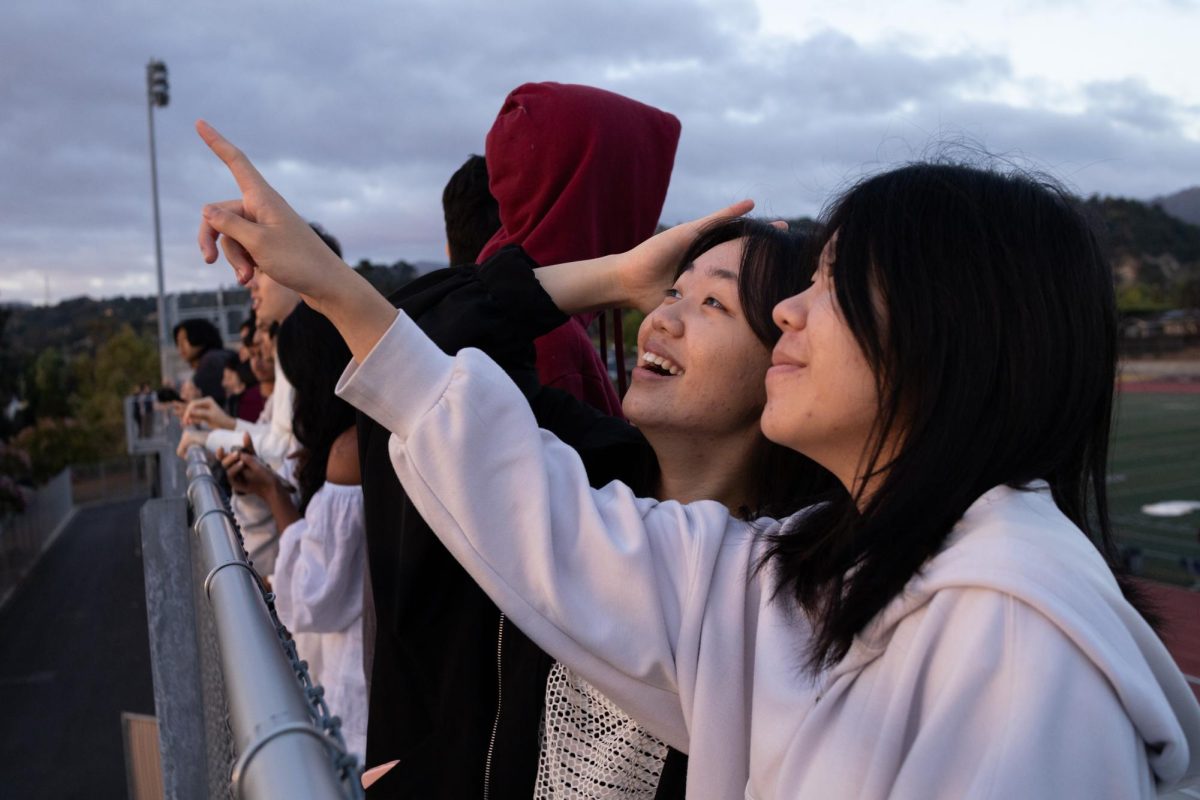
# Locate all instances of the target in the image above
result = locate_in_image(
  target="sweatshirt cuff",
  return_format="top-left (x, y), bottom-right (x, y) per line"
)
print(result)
top-left (477, 246), bottom-right (570, 339)
top-left (335, 310), bottom-right (456, 441)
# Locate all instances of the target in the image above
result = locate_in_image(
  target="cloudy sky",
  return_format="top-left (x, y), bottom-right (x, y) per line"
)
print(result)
top-left (2, 0), bottom-right (1198, 305)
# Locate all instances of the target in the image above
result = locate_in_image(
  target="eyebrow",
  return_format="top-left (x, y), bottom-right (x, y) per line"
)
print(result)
top-left (703, 266), bottom-right (738, 282)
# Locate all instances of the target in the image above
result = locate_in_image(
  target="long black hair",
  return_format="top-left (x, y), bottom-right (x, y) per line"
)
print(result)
top-left (672, 218), bottom-right (838, 519)
top-left (762, 162), bottom-right (1154, 671)
top-left (276, 302), bottom-right (357, 514)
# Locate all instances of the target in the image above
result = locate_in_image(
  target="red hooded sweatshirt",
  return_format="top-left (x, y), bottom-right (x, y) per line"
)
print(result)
top-left (477, 82), bottom-right (681, 417)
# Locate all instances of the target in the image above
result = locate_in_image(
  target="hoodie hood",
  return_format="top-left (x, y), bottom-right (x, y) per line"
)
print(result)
top-left (477, 83), bottom-right (681, 415)
top-left (478, 81), bottom-right (680, 268)
top-left (825, 484), bottom-right (1200, 790)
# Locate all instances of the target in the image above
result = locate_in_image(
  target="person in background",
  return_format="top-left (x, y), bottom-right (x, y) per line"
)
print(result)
top-left (173, 318), bottom-right (233, 405)
top-left (442, 154), bottom-right (500, 266)
top-left (237, 312), bottom-right (256, 364)
top-left (250, 341), bottom-right (275, 401)
top-left (132, 382), bottom-right (155, 438)
top-left (221, 352), bottom-right (264, 422)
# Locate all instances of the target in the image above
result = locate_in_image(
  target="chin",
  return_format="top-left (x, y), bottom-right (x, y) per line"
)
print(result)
top-left (760, 403), bottom-right (796, 449)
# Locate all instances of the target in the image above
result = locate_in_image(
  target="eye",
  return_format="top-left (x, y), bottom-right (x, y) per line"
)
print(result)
top-left (663, 288), bottom-right (681, 300)
top-left (703, 296), bottom-right (726, 311)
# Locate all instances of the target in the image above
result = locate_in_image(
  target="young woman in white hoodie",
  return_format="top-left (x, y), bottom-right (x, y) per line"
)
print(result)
top-left (195, 121), bottom-right (1200, 798)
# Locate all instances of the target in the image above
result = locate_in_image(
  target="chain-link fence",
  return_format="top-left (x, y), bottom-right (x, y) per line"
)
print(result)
top-left (141, 443), bottom-right (362, 799)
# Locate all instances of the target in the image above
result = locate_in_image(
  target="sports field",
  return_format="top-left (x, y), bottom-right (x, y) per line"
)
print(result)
top-left (1109, 389), bottom-right (1200, 587)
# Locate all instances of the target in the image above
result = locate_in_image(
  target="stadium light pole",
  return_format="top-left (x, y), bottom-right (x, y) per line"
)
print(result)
top-left (146, 59), bottom-right (170, 382)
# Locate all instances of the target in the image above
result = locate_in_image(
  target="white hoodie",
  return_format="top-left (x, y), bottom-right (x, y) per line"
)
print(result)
top-left (338, 311), bottom-right (1200, 799)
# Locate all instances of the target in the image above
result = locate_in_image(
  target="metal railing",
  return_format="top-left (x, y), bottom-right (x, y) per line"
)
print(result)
top-left (141, 445), bottom-right (361, 799)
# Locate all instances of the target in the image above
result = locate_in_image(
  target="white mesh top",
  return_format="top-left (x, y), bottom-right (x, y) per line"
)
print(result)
top-left (535, 663), bottom-right (669, 798)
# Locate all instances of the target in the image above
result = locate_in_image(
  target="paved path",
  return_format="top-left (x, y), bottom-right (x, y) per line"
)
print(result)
top-left (0, 498), bottom-right (154, 799)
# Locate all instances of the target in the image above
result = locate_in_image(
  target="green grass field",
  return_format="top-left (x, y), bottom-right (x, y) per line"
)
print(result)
top-left (1109, 391), bottom-right (1200, 586)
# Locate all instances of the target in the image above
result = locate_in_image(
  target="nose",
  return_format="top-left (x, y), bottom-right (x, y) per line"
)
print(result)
top-left (649, 301), bottom-right (684, 338)
top-left (772, 288), bottom-right (809, 333)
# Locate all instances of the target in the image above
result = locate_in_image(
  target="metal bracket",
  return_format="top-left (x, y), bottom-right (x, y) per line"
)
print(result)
top-left (192, 505), bottom-right (234, 533)
top-left (202, 560), bottom-right (261, 600)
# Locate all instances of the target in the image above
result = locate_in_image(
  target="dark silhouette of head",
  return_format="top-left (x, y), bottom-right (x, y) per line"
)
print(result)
top-left (442, 154), bottom-right (500, 266)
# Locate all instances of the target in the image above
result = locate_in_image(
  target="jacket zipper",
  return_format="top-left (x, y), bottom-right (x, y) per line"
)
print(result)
top-left (483, 613), bottom-right (505, 800)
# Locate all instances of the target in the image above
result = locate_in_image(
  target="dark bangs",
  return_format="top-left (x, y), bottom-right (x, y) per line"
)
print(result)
top-left (765, 162), bottom-right (1154, 672)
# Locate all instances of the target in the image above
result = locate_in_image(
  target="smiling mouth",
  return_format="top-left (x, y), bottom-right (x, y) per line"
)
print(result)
top-left (641, 351), bottom-right (684, 376)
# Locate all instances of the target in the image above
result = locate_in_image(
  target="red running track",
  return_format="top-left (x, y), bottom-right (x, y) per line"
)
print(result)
top-left (1119, 381), bottom-right (1200, 394)
top-left (1139, 580), bottom-right (1200, 703)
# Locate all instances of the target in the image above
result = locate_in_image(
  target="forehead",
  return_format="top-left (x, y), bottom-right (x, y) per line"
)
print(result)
top-left (680, 237), bottom-right (743, 282)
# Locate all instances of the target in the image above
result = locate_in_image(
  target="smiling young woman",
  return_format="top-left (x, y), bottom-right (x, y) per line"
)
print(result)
top-left (195, 119), bottom-right (1200, 798)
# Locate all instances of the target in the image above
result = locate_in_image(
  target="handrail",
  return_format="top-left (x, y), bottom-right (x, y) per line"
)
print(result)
top-left (183, 445), bottom-right (362, 799)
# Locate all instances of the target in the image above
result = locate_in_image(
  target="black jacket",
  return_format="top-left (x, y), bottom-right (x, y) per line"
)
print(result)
top-left (358, 247), bottom-right (685, 798)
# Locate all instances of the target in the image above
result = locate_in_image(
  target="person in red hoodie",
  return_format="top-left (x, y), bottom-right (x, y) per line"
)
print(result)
top-left (354, 83), bottom-right (680, 797)
top-left (477, 82), bottom-right (679, 416)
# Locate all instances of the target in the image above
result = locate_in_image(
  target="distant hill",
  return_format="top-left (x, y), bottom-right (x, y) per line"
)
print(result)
top-left (1153, 187), bottom-right (1200, 227)
top-left (1084, 196), bottom-right (1200, 310)
top-left (3, 261), bottom-right (424, 358)
top-left (5, 295), bottom-right (159, 359)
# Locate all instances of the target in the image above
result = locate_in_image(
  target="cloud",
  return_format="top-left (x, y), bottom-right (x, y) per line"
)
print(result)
top-left (1, 0), bottom-right (1198, 303)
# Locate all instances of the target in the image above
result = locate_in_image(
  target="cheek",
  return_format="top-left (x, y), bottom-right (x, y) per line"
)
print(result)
top-left (635, 310), bottom-right (656, 348)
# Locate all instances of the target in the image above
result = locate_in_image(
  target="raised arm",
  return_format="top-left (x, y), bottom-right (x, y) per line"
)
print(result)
top-left (194, 120), bottom-right (752, 358)
top-left (333, 308), bottom-right (753, 750)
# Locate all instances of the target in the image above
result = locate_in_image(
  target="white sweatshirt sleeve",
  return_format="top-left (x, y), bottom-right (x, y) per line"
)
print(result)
top-left (336, 311), bottom-right (745, 750)
top-left (273, 482), bottom-right (365, 635)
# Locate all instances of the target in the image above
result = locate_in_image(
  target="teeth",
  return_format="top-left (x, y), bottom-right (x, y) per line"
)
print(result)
top-left (641, 350), bottom-right (684, 376)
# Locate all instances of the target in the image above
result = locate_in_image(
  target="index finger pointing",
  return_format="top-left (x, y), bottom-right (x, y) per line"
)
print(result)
top-left (196, 119), bottom-right (269, 195)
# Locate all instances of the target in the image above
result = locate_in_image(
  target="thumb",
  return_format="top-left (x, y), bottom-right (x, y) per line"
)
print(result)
top-left (202, 203), bottom-right (259, 247)
top-left (202, 204), bottom-right (260, 284)
top-left (241, 432), bottom-right (255, 455)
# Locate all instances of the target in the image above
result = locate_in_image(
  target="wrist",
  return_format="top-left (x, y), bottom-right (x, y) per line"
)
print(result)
top-left (267, 476), bottom-right (291, 504)
top-left (300, 250), bottom-right (356, 314)
top-left (319, 267), bottom-right (400, 365)
top-left (535, 254), bottom-right (624, 315)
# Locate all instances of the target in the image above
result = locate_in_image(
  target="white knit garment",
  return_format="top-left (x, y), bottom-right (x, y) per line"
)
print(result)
top-left (534, 663), bottom-right (669, 798)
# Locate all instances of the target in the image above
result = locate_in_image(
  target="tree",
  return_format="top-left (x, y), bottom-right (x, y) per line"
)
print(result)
top-left (73, 324), bottom-right (158, 457)
top-left (28, 347), bottom-right (74, 419)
